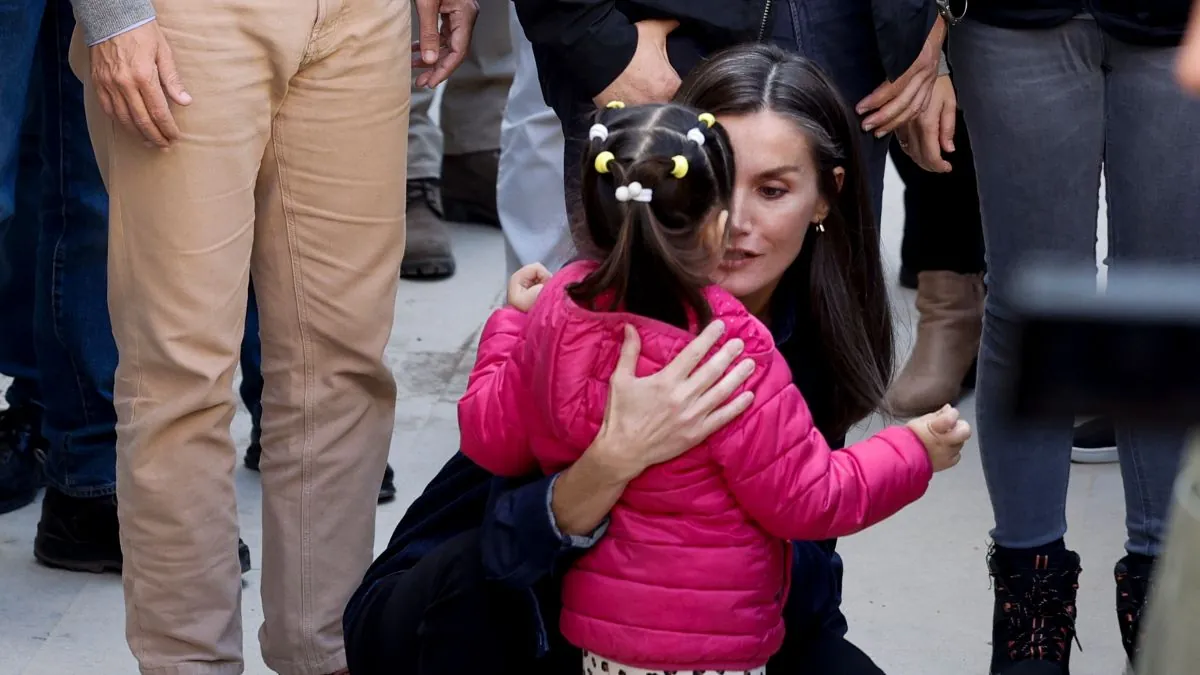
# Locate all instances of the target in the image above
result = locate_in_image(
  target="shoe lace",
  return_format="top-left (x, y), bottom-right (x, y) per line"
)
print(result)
top-left (1115, 567), bottom-right (1148, 652)
top-left (407, 179), bottom-right (443, 218)
top-left (993, 566), bottom-right (1081, 662)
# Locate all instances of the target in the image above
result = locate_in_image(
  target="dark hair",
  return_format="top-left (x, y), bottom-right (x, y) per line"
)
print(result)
top-left (677, 44), bottom-right (894, 438)
top-left (570, 103), bottom-right (737, 330)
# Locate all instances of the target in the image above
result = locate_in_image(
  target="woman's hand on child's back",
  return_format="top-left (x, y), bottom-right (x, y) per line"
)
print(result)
top-left (507, 263), bottom-right (552, 312)
top-left (907, 404), bottom-right (971, 472)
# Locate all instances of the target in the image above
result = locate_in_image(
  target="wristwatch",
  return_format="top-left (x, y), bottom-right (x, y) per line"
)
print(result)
top-left (936, 0), bottom-right (967, 27)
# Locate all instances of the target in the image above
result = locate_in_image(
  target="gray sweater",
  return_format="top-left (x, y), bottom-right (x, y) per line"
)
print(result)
top-left (71, 0), bottom-right (155, 46)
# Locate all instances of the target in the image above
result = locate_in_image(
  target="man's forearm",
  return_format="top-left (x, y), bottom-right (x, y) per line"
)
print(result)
top-left (71, 0), bottom-right (156, 46)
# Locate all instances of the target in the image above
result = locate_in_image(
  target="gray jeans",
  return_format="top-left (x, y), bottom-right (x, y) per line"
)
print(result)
top-left (951, 17), bottom-right (1200, 557)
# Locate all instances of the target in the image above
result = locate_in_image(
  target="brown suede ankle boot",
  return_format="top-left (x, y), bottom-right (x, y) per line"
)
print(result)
top-left (886, 271), bottom-right (985, 417)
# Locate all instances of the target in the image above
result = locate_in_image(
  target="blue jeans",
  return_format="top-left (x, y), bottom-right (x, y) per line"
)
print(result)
top-left (952, 18), bottom-right (1197, 557)
top-left (0, 0), bottom-right (117, 497)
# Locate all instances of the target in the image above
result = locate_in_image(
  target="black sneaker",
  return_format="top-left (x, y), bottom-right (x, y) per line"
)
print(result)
top-left (988, 544), bottom-right (1081, 675)
top-left (244, 439), bottom-right (396, 505)
top-left (1071, 417), bottom-right (1117, 464)
top-left (34, 488), bottom-right (122, 574)
top-left (1114, 553), bottom-right (1154, 666)
top-left (0, 405), bottom-right (47, 514)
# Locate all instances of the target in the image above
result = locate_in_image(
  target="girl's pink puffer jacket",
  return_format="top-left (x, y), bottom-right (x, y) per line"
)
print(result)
top-left (459, 262), bottom-right (933, 672)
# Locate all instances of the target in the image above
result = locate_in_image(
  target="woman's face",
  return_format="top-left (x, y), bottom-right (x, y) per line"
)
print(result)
top-left (714, 110), bottom-right (833, 318)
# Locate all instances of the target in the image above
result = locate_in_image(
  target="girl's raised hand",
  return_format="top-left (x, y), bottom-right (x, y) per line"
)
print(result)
top-left (907, 404), bottom-right (971, 473)
top-left (507, 263), bottom-right (552, 312)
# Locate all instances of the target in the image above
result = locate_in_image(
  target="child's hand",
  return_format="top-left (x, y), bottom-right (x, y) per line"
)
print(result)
top-left (507, 263), bottom-right (552, 312)
top-left (907, 404), bottom-right (971, 472)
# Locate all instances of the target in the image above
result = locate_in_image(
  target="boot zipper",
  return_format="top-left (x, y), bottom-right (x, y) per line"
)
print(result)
top-left (756, 0), bottom-right (774, 42)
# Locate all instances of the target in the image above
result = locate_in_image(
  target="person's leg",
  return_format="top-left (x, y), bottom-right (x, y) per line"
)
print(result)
top-left (439, 0), bottom-right (514, 228)
top-left (770, 630), bottom-right (886, 675)
top-left (72, 0), bottom-right (301, 666)
top-left (497, 11), bottom-right (571, 275)
top-left (345, 530), bottom-right (543, 675)
top-left (250, 0), bottom-right (408, 671)
top-left (28, 0), bottom-right (121, 572)
top-left (1102, 33), bottom-right (1200, 662)
top-left (239, 281), bottom-right (264, 466)
top-left (788, 0), bottom-right (889, 217)
top-left (951, 17), bottom-right (1105, 674)
top-left (0, 0), bottom-right (47, 514)
top-left (885, 106), bottom-right (986, 417)
top-left (402, 0), bottom-right (454, 280)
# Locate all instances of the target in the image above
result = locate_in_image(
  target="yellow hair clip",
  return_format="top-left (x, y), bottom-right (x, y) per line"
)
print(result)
top-left (670, 155), bottom-right (689, 179)
top-left (595, 151), bottom-right (615, 174)
top-left (606, 101), bottom-right (626, 109)
top-left (697, 112), bottom-right (716, 128)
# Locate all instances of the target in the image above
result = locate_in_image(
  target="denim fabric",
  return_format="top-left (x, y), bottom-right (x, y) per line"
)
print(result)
top-left (239, 282), bottom-right (263, 432)
top-left (952, 17), bottom-right (1197, 556)
top-left (0, 0), bottom-right (116, 497)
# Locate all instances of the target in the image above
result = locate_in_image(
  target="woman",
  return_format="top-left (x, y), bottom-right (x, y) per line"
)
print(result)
top-left (949, 2), bottom-right (1200, 673)
top-left (343, 46), bottom-right (894, 675)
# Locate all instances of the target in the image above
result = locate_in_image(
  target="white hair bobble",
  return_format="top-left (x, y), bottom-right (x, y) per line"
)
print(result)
top-left (687, 128), bottom-right (706, 146)
top-left (615, 182), bottom-right (653, 203)
top-left (588, 123), bottom-right (609, 142)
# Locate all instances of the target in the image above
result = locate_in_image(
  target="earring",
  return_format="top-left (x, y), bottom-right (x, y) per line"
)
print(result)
top-left (816, 221), bottom-right (826, 233)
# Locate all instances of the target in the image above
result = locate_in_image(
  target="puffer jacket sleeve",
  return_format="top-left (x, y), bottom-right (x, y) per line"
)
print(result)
top-left (458, 307), bottom-right (540, 477)
top-left (714, 351), bottom-right (933, 540)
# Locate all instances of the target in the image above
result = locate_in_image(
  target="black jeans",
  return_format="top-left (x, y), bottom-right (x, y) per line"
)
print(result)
top-left (892, 108), bottom-right (986, 276)
top-left (344, 530), bottom-right (887, 675)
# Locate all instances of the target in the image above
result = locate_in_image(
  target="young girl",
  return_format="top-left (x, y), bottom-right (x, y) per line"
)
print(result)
top-left (458, 102), bottom-right (969, 674)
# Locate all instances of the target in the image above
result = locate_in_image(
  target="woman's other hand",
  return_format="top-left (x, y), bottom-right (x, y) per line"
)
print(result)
top-left (590, 320), bottom-right (757, 481)
top-left (897, 74), bottom-right (956, 173)
top-left (507, 263), bottom-right (552, 312)
top-left (856, 17), bottom-right (947, 137)
top-left (907, 404), bottom-right (971, 472)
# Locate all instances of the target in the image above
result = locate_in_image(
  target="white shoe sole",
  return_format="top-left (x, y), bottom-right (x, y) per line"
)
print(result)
top-left (1071, 445), bottom-right (1119, 464)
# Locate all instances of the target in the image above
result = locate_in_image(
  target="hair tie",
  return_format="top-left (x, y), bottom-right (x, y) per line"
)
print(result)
top-left (588, 123), bottom-right (609, 142)
top-left (670, 155), bottom-right (689, 179)
top-left (697, 112), bottom-right (716, 128)
top-left (615, 182), bottom-right (653, 203)
top-left (605, 101), bottom-right (626, 109)
top-left (686, 128), bottom-right (706, 147)
top-left (594, 151), bottom-right (615, 174)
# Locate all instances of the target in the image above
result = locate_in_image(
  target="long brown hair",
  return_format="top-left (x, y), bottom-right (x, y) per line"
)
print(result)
top-left (570, 103), bottom-right (737, 330)
top-left (677, 44), bottom-right (894, 438)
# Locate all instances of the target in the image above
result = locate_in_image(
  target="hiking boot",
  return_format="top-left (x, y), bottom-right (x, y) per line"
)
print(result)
top-left (1071, 417), bottom-right (1118, 464)
top-left (441, 150), bottom-right (500, 227)
top-left (402, 179), bottom-right (456, 280)
top-left (245, 437), bottom-right (396, 504)
top-left (0, 404), bottom-right (47, 515)
top-left (1114, 553), bottom-right (1154, 666)
top-left (35, 488), bottom-right (123, 574)
top-left (988, 544), bottom-right (1081, 675)
top-left (886, 271), bottom-right (985, 417)
top-left (34, 488), bottom-right (253, 574)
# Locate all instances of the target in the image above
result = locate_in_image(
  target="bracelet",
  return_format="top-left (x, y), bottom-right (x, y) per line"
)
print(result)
top-left (936, 0), bottom-right (967, 27)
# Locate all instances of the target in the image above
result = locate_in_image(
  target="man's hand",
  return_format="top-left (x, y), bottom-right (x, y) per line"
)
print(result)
top-left (592, 19), bottom-right (681, 108)
top-left (89, 21), bottom-right (191, 148)
top-left (856, 17), bottom-right (946, 137)
top-left (1179, 0), bottom-right (1200, 93)
top-left (897, 74), bottom-right (956, 173)
top-left (413, 0), bottom-right (479, 88)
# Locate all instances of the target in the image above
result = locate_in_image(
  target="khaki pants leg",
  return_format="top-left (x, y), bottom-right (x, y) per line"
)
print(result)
top-left (253, 0), bottom-right (407, 672)
top-left (73, 0), bottom-right (406, 672)
top-left (441, 0), bottom-right (515, 156)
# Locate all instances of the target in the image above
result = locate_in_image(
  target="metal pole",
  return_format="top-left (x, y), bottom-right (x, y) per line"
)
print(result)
top-left (1136, 432), bottom-right (1200, 674)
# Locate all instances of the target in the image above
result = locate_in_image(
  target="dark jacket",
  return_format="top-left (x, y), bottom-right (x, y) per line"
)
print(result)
top-left (966, 0), bottom-right (1190, 45)
top-left (511, 0), bottom-right (936, 122)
